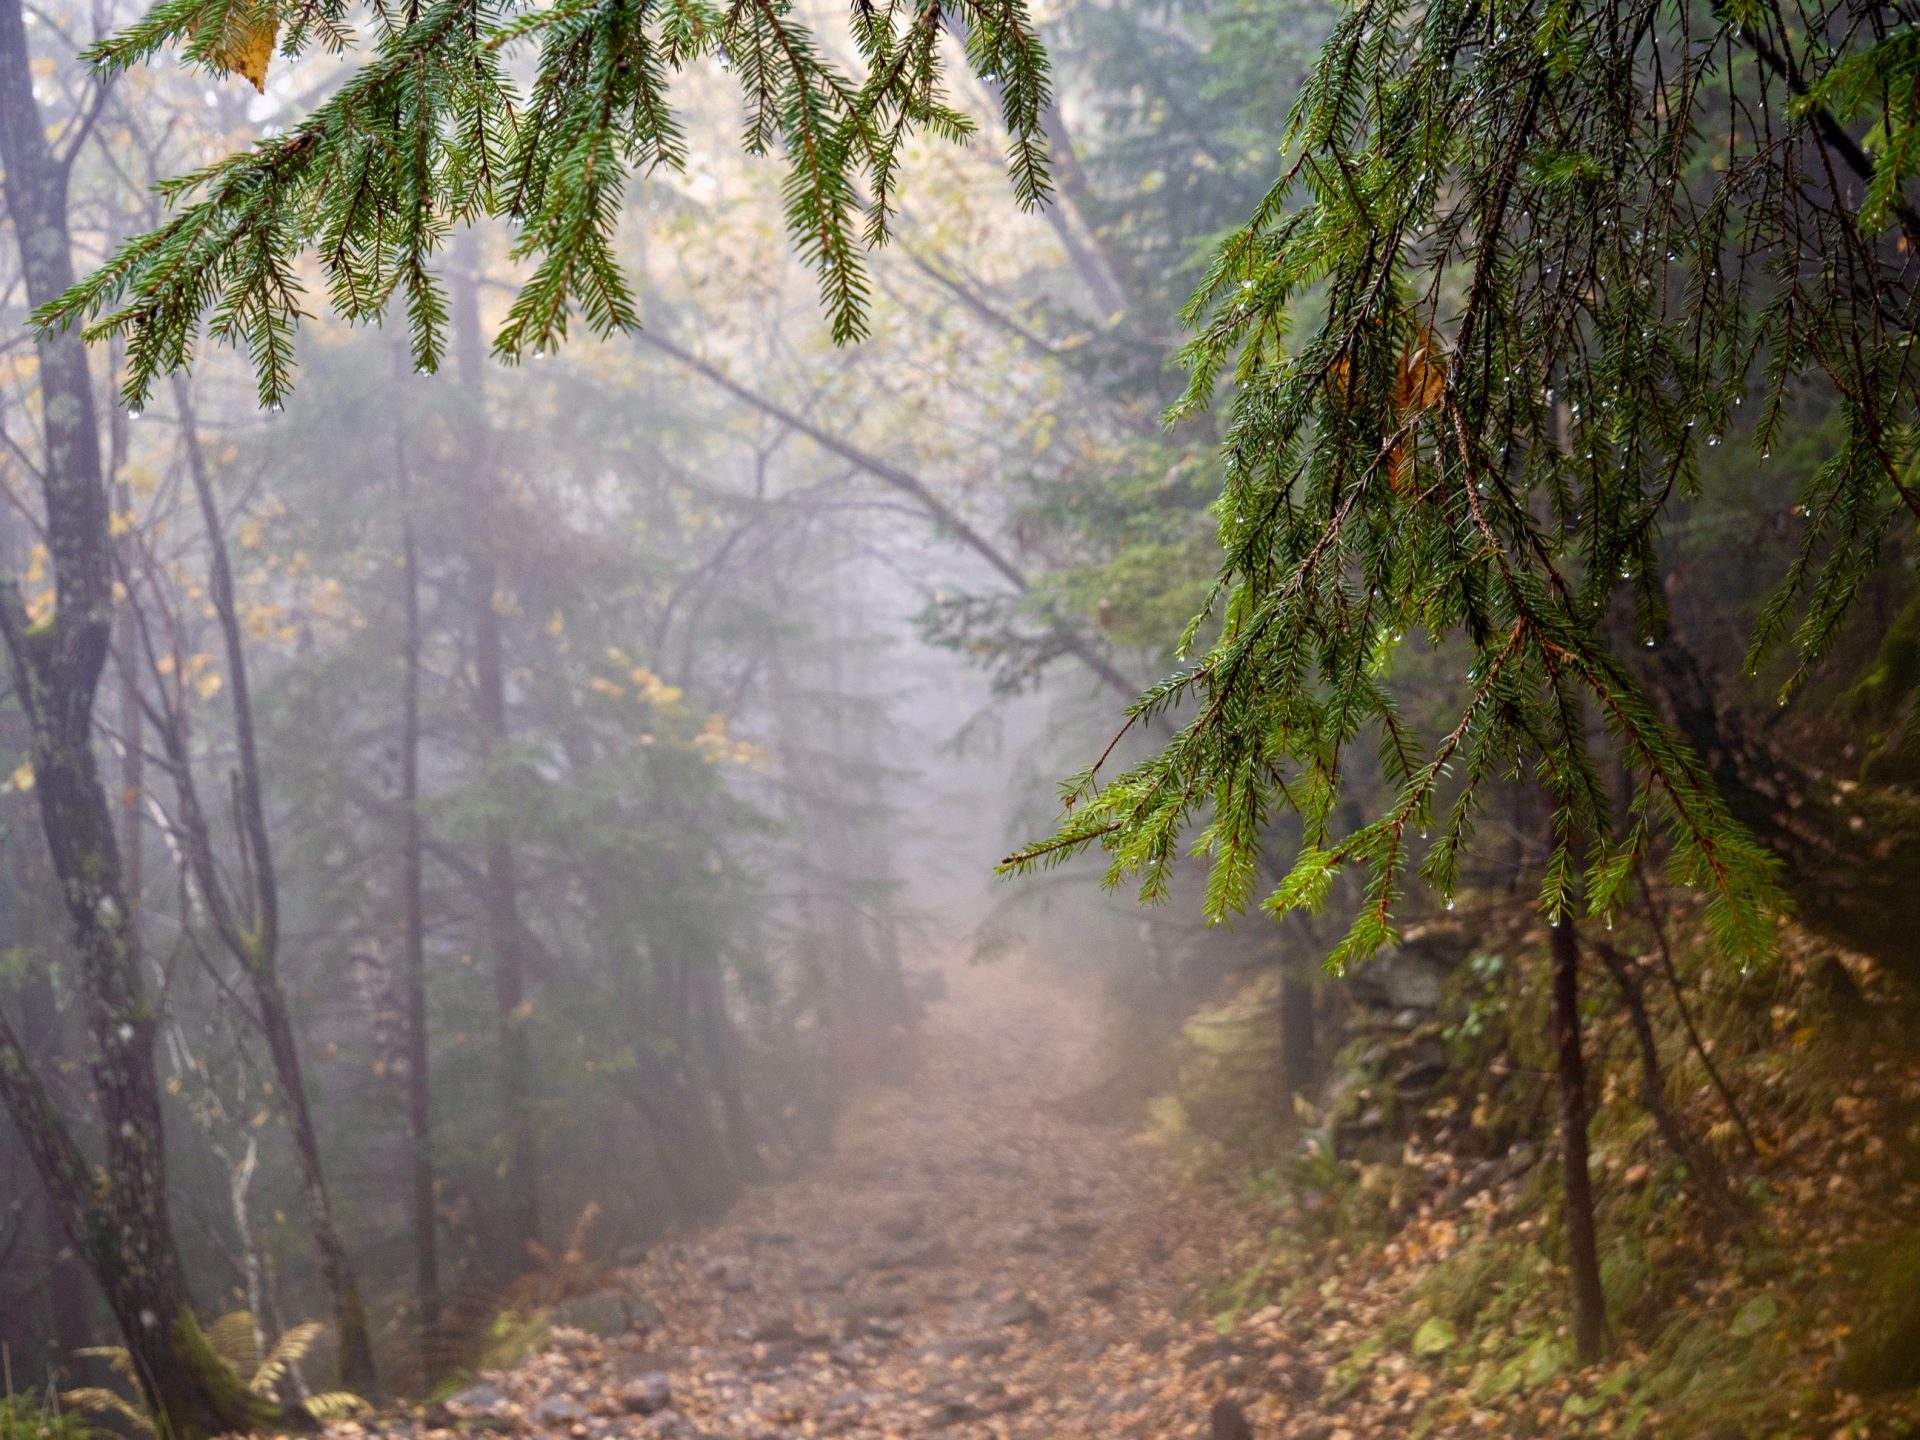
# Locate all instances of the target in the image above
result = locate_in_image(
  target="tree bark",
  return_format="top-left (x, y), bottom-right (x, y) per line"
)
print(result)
top-left (0, 1006), bottom-right (265, 1438)
top-left (44, 1185), bottom-right (91, 1359)
top-left (0, 13), bottom-right (269, 1434)
top-left (1549, 919), bottom-right (1607, 1363)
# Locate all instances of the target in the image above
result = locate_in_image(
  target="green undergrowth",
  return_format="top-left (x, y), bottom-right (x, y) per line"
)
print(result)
top-left (1160, 900), bottom-right (1920, 1438)
top-left (0, 1395), bottom-right (94, 1440)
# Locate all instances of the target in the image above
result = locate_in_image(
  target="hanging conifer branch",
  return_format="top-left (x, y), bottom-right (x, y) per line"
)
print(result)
top-left (34, 0), bottom-right (1052, 404)
top-left (1008, 0), bottom-right (1919, 971)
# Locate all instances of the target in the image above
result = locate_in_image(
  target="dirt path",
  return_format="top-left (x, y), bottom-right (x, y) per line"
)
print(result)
top-left (428, 957), bottom-right (1275, 1439)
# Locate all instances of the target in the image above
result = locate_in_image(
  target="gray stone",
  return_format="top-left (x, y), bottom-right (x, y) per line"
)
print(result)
top-left (702, 1256), bottom-right (753, 1292)
top-left (619, 1374), bottom-right (673, 1416)
top-left (746, 1316), bottom-right (798, 1343)
top-left (836, 1293), bottom-right (913, 1322)
top-left (926, 1400), bottom-right (982, 1428)
top-left (446, 1383), bottom-right (515, 1432)
top-left (530, 1397), bottom-right (588, 1427)
top-left (875, 1206), bottom-right (925, 1242)
top-left (867, 1237), bottom-right (954, 1270)
top-left (797, 1263), bottom-right (849, 1293)
top-left (448, 1383), bottom-right (511, 1415)
top-left (1006, 1224), bottom-right (1049, 1254)
top-left (919, 1334), bottom-right (1010, 1363)
top-left (750, 1340), bottom-right (801, 1370)
top-left (980, 1296), bottom-right (1047, 1329)
top-left (550, 1292), bottom-right (631, 1337)
top-left (1210, 1398), bottom-right (1254, 1440)
top-left (1363, 947), bottom-right (1451, 1011)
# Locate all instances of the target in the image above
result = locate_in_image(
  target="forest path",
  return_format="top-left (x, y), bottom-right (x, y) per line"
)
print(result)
top-left (439, 956), bottom-right (1277, 1439)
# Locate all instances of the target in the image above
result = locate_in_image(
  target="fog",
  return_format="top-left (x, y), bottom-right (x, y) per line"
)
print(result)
top-left (4, 0), bottom-right (1919, 1434)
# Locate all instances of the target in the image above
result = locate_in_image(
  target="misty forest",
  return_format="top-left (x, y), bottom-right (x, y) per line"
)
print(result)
top-left (1, 0), bottom-right (1919, 1432)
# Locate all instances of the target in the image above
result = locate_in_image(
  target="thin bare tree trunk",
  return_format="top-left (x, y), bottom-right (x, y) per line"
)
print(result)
top-left (395, 376), bottom-right (441, 1373)
top-left (450, 241), bottom-right (539, 1263)
top-left (162, 380), bottom-right (377, 1395)
top-left (1592, 942), bottom-right (1745, 1224)
top-left (1549, 919), bottom-right (1606, 1362)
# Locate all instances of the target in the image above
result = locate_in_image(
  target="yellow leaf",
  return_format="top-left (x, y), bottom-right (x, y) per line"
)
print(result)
top-left (210, 7), bottom-right (277, 92)
top-left (9, 761), bottom-right (34, 792)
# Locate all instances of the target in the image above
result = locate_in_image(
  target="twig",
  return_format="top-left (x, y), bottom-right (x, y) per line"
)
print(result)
top-left (1637, 865), bottom-right (1761, 1157)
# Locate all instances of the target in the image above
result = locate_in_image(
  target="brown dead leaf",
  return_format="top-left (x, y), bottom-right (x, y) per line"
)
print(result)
top-left (1327, 325), bottom-right (1449, 492)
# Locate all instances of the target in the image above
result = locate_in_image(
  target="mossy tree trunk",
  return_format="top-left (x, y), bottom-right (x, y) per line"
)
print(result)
top-left (0, 1013), bottom-right (273, 1438)
top-left (0, 16), bottom-right (278, 1433)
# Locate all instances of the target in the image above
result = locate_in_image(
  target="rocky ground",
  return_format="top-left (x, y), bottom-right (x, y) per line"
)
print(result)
top-left (371, 959), bottom-right (1287, 1440)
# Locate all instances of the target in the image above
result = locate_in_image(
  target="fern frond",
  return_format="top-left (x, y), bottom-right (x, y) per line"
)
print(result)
top-left (61, 1389), bottom-right (155, 1436)
top-left (302, 1392), bottom-right (369, 1422)
top-left (206, 1311), bottom-right (263, 1380)
top-left (251, 1321), bottom-right (325, 1396)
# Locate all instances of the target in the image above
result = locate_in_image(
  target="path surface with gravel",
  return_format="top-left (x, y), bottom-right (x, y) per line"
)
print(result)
top-left (398, 958), bottom-right (1284, 1439)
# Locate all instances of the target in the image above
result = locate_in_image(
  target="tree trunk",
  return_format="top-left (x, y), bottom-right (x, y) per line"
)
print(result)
top-left (450, 243), bottom-right (540, 1263)
top-left (165, 381), bottom-right (377, 1396)
top-left (395, 383), bottom-right (441, 1373)
top-left (0, 1011), bottom-right (267, 1438)
top-left (1652, 637), bottom-right (1920, 986)
top-left (689, 959), bottom-right (764, 1183)
top-left (0, 15), bottom-right (270, 1434)
top-left (43, 1187), bottom-right (90, 1360)
top-left (1549, 919), bottom-right (1607, 1363)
